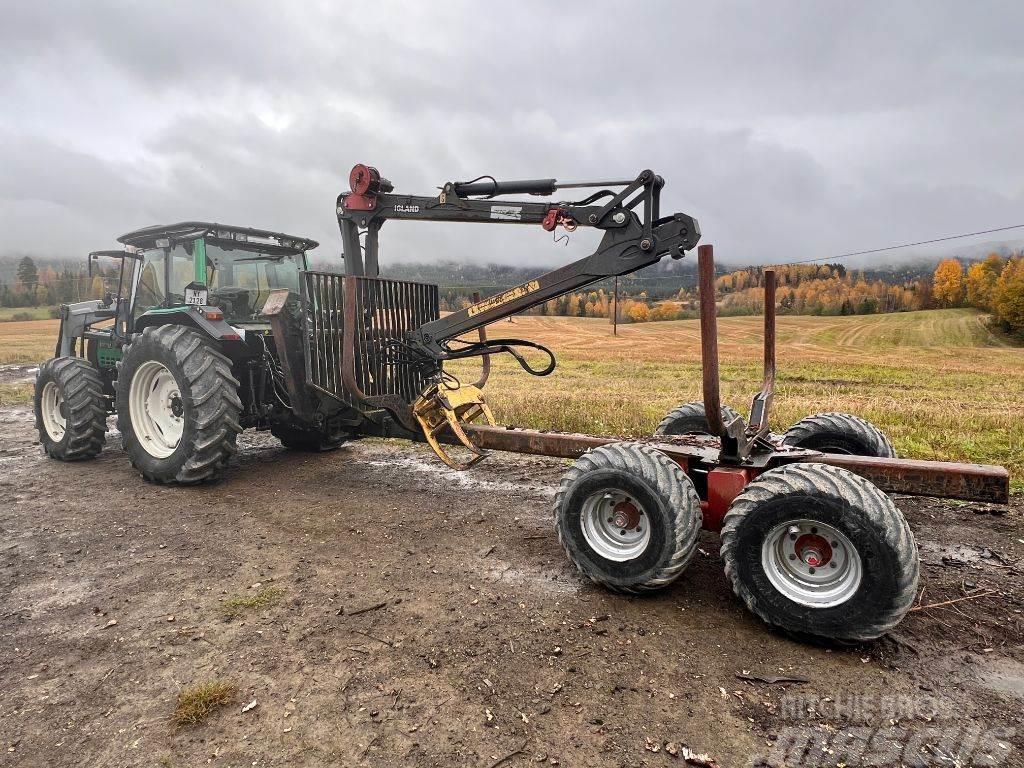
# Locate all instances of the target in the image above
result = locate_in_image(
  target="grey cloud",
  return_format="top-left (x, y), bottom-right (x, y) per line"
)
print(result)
top-left (2, 1), bottom-right (1023, 267)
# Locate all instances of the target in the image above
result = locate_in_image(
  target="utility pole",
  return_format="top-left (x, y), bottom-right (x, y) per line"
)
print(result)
top-left (612, 276), bottom-right (618, 336)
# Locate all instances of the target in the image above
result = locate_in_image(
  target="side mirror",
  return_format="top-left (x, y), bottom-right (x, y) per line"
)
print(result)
top-left (102, 291), bottom-right (114, 307)
top-left (88, 254), bottom-right (96, 278)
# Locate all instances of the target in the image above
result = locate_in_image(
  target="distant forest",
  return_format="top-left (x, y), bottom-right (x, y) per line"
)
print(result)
top-left (1, 250), bottom-right (1021, 337)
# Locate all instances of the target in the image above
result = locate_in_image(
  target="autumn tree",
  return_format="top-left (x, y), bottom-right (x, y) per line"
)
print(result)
top-left (965, 254), bottom-right (1004, 310)
top-left (626, 302), bottom-right (650, 322)
top-left (993, 257), bottom-right (1024, 334)
top-left (932, 259), bottom-right (964, 307)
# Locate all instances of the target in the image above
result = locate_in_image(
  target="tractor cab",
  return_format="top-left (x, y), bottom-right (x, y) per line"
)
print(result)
top-left (116, 222), bottom-right (319, 328)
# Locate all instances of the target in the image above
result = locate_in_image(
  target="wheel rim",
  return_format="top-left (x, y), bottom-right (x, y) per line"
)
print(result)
top-left (129, 360), bottom-right (184, 459)
top-left (41, 381), bottom-right (66, 441)
top-left (580, 489), bottom-right (651, 561)
top-left (761, 519), bottom-right (863, 608)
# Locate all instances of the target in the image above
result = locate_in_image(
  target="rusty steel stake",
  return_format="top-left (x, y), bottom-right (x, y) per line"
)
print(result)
top-left (698, 244), bottom-right (725, 438)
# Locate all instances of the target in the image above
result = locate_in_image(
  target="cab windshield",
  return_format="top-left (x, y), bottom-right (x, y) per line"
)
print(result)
top-left (133, 238), bottom-right (306, 324)
top-left (205, 244), bottom-right (303, 323)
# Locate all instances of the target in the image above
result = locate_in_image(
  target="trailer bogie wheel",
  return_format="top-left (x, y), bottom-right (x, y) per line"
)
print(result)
top-left (655, 401), bottom-right (741, 436)
top-left (554, 442), bottom-right (702, 594)
top-left (721, 463), bottom-right (918, 643)
top-left (34, 357), bottom-right (107, 461)
top-left (116, 326), bottom-right (242, 484)
top-left (783, 412), bottom-right (895, 457)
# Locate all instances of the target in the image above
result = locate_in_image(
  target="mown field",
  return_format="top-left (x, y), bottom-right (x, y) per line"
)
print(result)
top-left (2, 309), bottom-right (1021, 489)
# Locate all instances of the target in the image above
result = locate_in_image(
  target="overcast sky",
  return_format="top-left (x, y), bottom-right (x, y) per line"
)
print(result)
top-left (2, 1), bottom-right (1022, 268)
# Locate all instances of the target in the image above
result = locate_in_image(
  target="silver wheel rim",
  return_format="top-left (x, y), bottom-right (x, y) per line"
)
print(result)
top-left (580, 489), bottom-right (651, 562)
top-left (128, 360), bottom-right (184, 459)
top-left (761, 519), bottom-right (863, 608)
top-left (41, 381), bottom-right (66, 442)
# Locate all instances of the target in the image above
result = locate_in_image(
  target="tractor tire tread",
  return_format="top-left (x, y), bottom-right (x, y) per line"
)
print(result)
top-left (35, 357), bottom-right (107, 460)
top-left (117, 325), bottom-right (241, 484)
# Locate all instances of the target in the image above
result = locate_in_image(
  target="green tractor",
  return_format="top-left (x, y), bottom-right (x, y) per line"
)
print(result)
top-left (34, 222), bottom-right (352, 483)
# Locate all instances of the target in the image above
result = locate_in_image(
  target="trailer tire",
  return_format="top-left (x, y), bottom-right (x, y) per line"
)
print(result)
top-left (271, 422), bottom-right (347, 452)
top-left (783, 412), bottom-right (895, 457)
top-left (655, 401), bottom-right (742, 436)
top-left (720, 463), bottom-right (918, 643)
top-left (117, 325), bottom-right (242, 484)
top-left (34, 357), bottom-right (107, 461)
top-left (555, 442), bottom-right (702, 594)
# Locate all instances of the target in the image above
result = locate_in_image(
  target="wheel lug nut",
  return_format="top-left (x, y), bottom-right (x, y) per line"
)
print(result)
top-left (788, 553), bottom-right (796, 561)
top-left (830, 562), bottom-right (838, 569)
top-left (831, 541), bottom-right (838, 547)
top-left (607, 517), bottom-right (614, 523)
top-left (808, 567), bottom-right (816, 574)
top-left (635, 527), bottom-right (642, 533)
top-left (619, 529), bottom-right (627, 536)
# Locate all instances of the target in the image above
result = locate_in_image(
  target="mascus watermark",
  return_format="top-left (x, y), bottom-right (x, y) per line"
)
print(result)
top-left (778, 693), bottom-right (957, 723)
top-left (755, 723), bottom-right (1015, 767)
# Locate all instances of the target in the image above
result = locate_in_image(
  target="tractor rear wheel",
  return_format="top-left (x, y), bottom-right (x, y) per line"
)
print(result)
top-left (783, 412), bottom-right (895, 457)
top-left (34, 357), bottom-right (107, 460)
top-left (554, 442), bottom-right (702, 594)
top-left (271, 421), bottom-right (347, 452)
top-left (655, 401), bottom-right (742, 436)
top-left (720, 463), bottom-right (918, 643)
top-left (116, 326), bottom-right (242, 484)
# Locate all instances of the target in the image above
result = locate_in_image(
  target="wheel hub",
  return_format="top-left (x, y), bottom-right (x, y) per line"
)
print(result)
top-left (580, 490), bottom-right (650, 562)
top-left (611, 501), bottom-right (641, 531)
top-left (762, 519), bottom-right (862, 607)
top-left (794, 533), bottom-right (832, 568)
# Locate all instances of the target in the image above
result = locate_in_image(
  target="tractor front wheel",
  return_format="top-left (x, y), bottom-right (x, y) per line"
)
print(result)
top-left (720, 463), bottom-right (918, 643)
top-left (34, 357), bottom-right (107, 460)
top-left (554, 442), bottom-right (702, 594)
top-left (116, 326), bottom-right (242, 484)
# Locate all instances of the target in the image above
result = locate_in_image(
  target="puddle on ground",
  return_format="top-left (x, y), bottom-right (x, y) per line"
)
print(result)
top-left (483, 558), bottom-right (580, 596)
top-left (0, 364), bottom-right (37, 385)
top-left (976, 657), bottom-right (1024, 700)
top-left (917, 541), bottom-right (1009, 567)
top-left (364, 453), bottom-right (555, 499)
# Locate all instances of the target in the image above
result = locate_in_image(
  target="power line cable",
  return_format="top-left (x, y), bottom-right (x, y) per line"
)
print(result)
top-left (775, 223), bottom-right (1024, 267)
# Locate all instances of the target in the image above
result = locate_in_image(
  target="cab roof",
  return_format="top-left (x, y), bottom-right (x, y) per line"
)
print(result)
top-left (117, 222), bottom-right (318, 254)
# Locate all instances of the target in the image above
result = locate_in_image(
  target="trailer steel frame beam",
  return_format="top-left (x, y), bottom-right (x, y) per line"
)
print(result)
top-left (457, 424), bottom-right (1010, 505)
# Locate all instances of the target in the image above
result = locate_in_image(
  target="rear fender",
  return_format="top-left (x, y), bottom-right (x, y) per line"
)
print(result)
top-left (134, 306), bottom-right (245, 344)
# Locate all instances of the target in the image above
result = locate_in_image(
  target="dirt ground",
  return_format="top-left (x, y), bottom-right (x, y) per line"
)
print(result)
top-left (1, 405), bottom-right (1022, 768)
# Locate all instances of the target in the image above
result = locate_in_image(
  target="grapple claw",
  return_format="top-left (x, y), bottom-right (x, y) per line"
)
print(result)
top-left (413, 382), bottom-right (496, 470)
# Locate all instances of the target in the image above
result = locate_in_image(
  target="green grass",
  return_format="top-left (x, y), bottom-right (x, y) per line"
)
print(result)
top-left (221, 585), bottom-right (283, 619)
top-left (0, 306), bottom-right (56, 322)
top-left (173, 680), bottom-right (236, 726)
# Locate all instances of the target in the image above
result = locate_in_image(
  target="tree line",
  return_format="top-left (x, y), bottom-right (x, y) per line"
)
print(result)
top-left (932, 254), bottom-right (1024, 336)
top-left (0, 256), bottom-right (104, 311)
